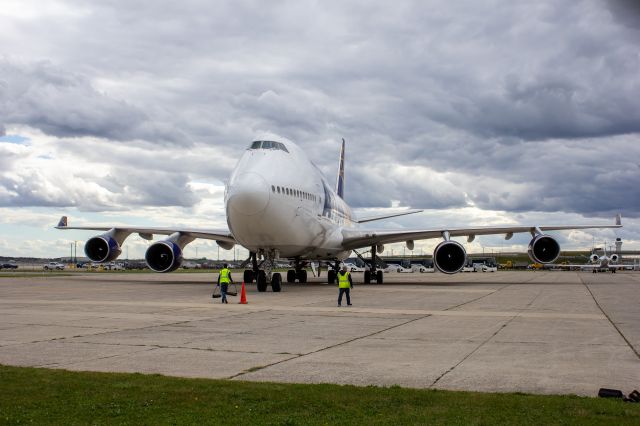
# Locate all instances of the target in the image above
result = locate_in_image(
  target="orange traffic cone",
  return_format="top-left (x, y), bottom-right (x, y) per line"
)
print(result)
top-left (239, 281), bottom-right (248, 304)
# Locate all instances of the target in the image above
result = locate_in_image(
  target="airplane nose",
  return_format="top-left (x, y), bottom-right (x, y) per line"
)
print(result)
top-left (227, 172), bottom-right (270, 215)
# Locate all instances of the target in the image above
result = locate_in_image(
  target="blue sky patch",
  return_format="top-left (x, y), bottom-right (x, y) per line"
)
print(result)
top-left (0, 134), bottom-right (30, 144)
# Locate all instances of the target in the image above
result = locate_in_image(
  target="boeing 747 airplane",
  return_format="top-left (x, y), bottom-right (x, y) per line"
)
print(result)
top-left (56, 139), bottom-right (622, 291)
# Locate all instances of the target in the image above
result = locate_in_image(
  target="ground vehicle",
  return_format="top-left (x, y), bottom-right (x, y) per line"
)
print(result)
top-left (412, 264), bottom-right (434, 273)
top-left (43, 262), bottom-right (65, 270)
top-left (1, 261), bottom-right (18, 269)
top-left (104, 262), bottom-right (125, 270)
top-left (384, 263), bottom-right (412, 273)
top-left (462, 264), bottom-right (475, 272)
top-left (343, 262), bottom-right (366, 272)
top-left (482, 264), bottom-right (497, 272)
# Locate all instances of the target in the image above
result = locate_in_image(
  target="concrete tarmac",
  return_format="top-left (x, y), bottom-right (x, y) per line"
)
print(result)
top-left (1, 270), bottom-right (639, 396)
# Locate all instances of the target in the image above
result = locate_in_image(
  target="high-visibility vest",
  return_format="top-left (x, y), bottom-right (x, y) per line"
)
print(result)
top-left (219, 268), bottom-right (231, 284)
top-left (338, 271), bottom-right (351, 288)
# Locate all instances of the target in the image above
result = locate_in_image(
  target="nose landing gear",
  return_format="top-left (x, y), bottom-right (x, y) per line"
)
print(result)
top-left (243, 250), bottom-right (282, 292)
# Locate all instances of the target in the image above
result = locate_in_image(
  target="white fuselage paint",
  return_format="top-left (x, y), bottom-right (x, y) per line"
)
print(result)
top-left (225, 140), bottom-right (354, 259)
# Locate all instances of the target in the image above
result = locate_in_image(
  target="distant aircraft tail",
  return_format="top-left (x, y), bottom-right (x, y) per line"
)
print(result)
top-left (57, 216), bottom-right (68, 228)
top-left (336, 138), bottom-right (345, 198)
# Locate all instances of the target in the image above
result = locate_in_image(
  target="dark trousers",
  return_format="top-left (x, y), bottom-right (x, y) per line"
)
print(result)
top-left (338, 288), bottom-right (351, 305)
top-left (221, 283), bottom-right (228, 303)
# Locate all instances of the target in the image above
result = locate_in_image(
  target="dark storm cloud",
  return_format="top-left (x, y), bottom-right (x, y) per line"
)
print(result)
top-left (0, 60), bottom-right (186, 143)
top-left (1, 0), bottom-right (639, 219)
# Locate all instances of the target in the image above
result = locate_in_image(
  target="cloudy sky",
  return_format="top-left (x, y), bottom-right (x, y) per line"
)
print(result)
top-left (1, 0), bottom-right (639, 259)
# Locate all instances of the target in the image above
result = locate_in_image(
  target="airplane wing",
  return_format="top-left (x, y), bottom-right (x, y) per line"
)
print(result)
top-left (55, 216), bottom-right (236, 244)
top-left (340, 215), bottom-right (622, 251)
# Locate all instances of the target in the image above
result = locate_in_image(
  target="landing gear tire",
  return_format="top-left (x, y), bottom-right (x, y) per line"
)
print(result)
top-left (376, 270), bottom-right (384, 283)
top-left (287, 269), bottom-right (296, 283)
top-left (328, 269), bottom-right (336, 284)
top-left (272, 273), bottom-right (282, 292)
top-left (257, 271), bottom-right (267, 292)
top-left (244, 270), bottom-right (254, 283)
top-left (364, 270), bottom-right (371, 284)
top-left (296, 270), bottom-right (308, 283)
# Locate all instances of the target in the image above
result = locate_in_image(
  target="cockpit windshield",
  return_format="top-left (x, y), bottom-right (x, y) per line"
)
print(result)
top-left (248, 140), bottom-right (289, 153)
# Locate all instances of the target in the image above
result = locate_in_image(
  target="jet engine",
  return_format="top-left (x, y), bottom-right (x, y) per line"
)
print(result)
top-left (610, 254), bottom-right (619, 263)
top-left (433, 240), bottom-right (466, 274)
top-left (590, 254), bottom-right (599, 263)
top-left (145, 240), bottom-right (184, 273)
top-left (527, 234), bottom-right (560, 264)
top-left (84, 234), bottom-right (122, 263)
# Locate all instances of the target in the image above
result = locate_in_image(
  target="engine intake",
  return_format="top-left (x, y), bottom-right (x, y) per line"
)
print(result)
top-left (85, 235), bottom-right (121, 262)
top-left (610, 254), bottom-right (619, 263)
top-left (590, 254), bottom-right (599, 263)
top-left (145, 241), bottom-right (183, 273)
top-left (433, 241), bottom-right (466, 274)
top-left (528, 235), bottom-right (560, 263)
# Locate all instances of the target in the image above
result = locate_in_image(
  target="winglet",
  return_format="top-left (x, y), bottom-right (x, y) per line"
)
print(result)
top-left (56, 216), bottom-right (68, 228)
top-left (615, 214), bottom-right (622, 226)
top-left (336, 138), bottom-right (345, 199)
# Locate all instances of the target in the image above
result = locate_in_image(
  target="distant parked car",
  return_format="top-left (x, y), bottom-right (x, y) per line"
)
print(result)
top-left (1, 261), bottom-right (18, 269)
top-left (343, 262), bottom-right (366, 272)
top-left (103, 262), bottom-right (125, 270)
top-left (43, 262), bottom-right (65, 270)
top-left (482, 264), bottom-right (497, 272)
top-left (462, 265), bottom-right (475, 272)
top-left (384, 263), bottom-right (412, 273)
top-left (412, 264), bottom-right (434, 273)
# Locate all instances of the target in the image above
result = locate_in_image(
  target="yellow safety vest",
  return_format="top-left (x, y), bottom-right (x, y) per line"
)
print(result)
top-left (219, 268), bottom-right (231, 284)
top-left (338, 271), bottom-right (351, 288)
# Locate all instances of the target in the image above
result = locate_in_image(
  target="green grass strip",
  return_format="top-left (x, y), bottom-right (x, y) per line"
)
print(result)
top-left (0, 364), bottom-right (638, 425)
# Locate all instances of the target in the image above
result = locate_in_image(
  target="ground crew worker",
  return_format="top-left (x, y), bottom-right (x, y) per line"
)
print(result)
top-left (337, 264), bottom-right (353, 307)
top-left (218, 263), bottom-right (233, 304)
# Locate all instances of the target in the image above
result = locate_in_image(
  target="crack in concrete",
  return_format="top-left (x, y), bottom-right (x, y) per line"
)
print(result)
top-left (579, 275), bottom-right (640, 360)
top-left (37, 346), bottom-right (159, 368)
top-left (444, 283), bottom-right (512, 311)
top-left (59, 339), bottom-right (291, 356)
top-left (429, 285), bottom-right (543, 388)
top-left (226, 314), bottom-right (430, 380)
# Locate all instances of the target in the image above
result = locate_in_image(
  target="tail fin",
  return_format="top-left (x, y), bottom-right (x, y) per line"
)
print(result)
top-left (336, 138), bottom-right (345, 198)
top-left (57, 216), bottom-right (68, 228)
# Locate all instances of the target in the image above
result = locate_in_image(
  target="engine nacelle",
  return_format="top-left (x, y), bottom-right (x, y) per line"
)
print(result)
top-left (216, 240), bottom-right (235, 251)
top-left (145, 241), bottom-right (183, 273)
top-left (527, 234), bottom-right (560, 264)
top-left (610, 254), bottom-right (619, 263)
top-left (84, 235), bottom-right (122, 263)
top-left (590, 254), bottom-right (599, 263)
top-left (433, 240), bottom-right (467, 274)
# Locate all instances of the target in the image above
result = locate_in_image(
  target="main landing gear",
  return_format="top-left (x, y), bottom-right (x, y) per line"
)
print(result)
top-left (242, 250), bottom-right (282, 292)
top-left (286, 258), bottom-right (308, 283)
top-left (362, 245), bottom-right (383, 284)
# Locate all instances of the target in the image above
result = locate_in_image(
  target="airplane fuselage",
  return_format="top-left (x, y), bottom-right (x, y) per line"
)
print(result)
top-left (225, 140), bottom-right (354, 259)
